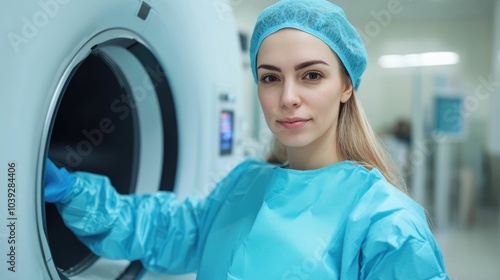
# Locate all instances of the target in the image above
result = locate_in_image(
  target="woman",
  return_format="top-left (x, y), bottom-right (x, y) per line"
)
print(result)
top-left (45, 0), bottom-right (448, 278)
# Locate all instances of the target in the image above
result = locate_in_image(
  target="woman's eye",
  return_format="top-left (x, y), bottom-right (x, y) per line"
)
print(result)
top-left (260, 74), bottom-right (279, 83)
top-left (304, 72), bottom-right (322, 80)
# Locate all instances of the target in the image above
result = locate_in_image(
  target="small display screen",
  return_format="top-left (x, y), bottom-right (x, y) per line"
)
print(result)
top-left (434, 96), bottom-right (463, 134)
top-left (220, 110), bottom-right (234, 155)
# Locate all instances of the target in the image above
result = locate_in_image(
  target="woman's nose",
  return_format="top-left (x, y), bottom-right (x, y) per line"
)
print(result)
top-left (280, 81), bottom-right (301, 108)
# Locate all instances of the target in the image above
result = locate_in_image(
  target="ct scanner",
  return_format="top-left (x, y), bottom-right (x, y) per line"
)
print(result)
top-left (0, 0), bottom-right (244, 279)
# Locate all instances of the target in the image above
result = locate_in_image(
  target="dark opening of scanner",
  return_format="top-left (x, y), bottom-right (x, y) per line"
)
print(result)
top-left (45, 41), bottom-right (178, 276)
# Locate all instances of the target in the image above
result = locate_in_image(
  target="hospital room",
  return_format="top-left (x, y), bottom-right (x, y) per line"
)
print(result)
top-left (0, 0), bottom-right (499, 279)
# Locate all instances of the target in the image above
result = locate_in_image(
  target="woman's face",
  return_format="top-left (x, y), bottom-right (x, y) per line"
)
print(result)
top-left (256, 29), bottom-right (353, 151)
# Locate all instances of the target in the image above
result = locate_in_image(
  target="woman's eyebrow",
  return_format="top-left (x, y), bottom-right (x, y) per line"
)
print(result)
top-left (295, 60), bottom-right (329, 71)
top-left (257, 64), bottom-right (281, 72)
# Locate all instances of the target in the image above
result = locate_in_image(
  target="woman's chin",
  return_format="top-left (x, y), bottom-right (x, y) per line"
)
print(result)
top-left (275, 136), bottom-right (311, 148)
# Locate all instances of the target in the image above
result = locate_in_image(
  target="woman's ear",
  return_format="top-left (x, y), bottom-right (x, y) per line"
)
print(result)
top-left (340, 78), bottom-right (353, 103)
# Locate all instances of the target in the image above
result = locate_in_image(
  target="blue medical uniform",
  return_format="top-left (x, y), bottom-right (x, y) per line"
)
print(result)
top-left (56, 159), bottom-right (448, 279)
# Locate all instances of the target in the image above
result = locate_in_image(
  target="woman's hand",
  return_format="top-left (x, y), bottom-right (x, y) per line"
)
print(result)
top-left (44, 158), bottom-right (75, 203)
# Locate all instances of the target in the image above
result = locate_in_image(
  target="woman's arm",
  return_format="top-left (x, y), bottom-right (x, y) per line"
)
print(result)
top-left (358, 207), bottom-right (448, 279)
top-left (54, 160), bottom-right (252, 274)
top-left (55, 172), bottom-right (206, 273)
top-left (342, 178), bottom-right (448, 280)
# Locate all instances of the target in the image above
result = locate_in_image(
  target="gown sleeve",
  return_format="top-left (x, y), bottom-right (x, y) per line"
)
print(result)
top-left (359, 208), bottom-right (448, 279)
top-left (55, 160), bottom-right (252, 274)
top-left (353, 181), bottom-right (448, 280)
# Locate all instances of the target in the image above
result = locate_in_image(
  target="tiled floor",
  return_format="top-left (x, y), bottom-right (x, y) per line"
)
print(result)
top-left (435, 207), bottom-right (500, 280)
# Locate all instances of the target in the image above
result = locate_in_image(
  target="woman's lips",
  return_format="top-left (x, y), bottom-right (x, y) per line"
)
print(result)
top-left (277, 118), bottom-right (311, 129)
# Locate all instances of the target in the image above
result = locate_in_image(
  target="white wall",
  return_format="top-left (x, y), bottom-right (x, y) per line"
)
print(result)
top-left (354, 18), bottom-right (493, 134)
top-left (492, 0), bottom-right (500, 155)
top-left (233, 5), bottom-right (258, 137)
top-left (233, 4), bottom-right (273, 152)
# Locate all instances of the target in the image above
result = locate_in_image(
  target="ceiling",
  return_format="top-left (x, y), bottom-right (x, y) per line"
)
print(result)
top-left (235, 0), bottom-right (496, 23)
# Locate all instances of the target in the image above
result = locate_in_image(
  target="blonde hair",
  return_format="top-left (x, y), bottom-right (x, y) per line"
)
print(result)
top-left (266, 70), bottom-right (408, 193)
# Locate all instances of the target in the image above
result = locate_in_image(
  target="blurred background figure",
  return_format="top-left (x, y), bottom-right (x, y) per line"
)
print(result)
top-left (380, 119), bottom-right (411, 177)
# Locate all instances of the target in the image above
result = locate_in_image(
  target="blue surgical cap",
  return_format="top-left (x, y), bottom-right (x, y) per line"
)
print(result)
top-left (249, 0), bottom-right (368, 91)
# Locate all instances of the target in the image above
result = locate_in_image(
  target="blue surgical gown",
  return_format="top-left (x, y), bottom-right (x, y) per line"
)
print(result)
top-left (56, 159), bottom-right (448, 279)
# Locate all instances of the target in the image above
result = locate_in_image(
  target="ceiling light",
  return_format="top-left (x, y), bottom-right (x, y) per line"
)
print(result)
top-left (378, 52), bottom-right (460, 68)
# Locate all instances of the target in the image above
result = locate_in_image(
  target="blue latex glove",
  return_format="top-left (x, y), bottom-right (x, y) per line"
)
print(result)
top-left (44, 158), bottom-right (75, 203)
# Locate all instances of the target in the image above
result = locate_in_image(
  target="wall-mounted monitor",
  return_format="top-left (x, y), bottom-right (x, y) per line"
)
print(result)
top-left (220, 110), bottom-right (234, 155)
